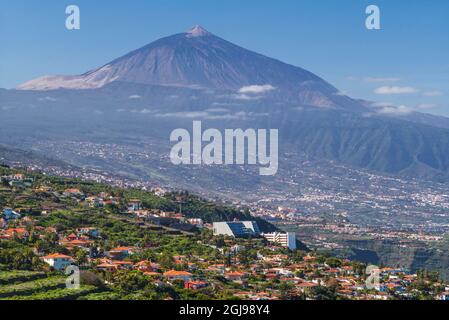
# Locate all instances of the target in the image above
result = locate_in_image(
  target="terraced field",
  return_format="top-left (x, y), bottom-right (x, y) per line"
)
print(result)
top-left (4, 286), bottom-right (99, 300)
top-left (0, 270), bottom-right (46, 284)
top-left (0, 271), bottom-right (101, 300)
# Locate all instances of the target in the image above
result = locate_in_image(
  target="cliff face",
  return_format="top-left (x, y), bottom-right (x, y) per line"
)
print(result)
top-left (344, 239), bottom-right (449, 280)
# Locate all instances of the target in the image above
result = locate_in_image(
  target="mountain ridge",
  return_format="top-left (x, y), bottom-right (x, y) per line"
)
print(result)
top-left (17, 26), bottom-right (365, 111)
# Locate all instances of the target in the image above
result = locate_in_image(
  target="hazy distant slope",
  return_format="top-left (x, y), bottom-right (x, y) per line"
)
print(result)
top-left (274, 110), bottom-right (449, 181)
top-left (0, 144), bottom-right (71, 169)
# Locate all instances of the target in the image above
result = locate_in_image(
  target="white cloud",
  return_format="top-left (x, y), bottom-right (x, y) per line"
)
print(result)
top-left (422, 91), bottom-right (443, 97)
top-left (212, 102), bottom-right (241, 107)
top-left (374, 86), bottom-right (418, 95)
top-left (152, 110), bottom-right (268, 121)
top-left (232, 93), bottom-right (263, 101)
top-left (238, 84), bottom-right (276, 94)
top-left (129, 108), bottom-right (155, 114)
top-left (128, 95), bottom-right (141, 99)
top-left (205, 108), bottom-right (229, 113)
top-left (377, 105), bottom-right (412, 115)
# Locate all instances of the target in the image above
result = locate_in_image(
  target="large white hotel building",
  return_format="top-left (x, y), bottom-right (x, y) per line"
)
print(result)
top-left (262, 232), bottom-right (297, 250)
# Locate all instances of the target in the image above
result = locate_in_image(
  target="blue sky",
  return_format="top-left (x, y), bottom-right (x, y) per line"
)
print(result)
top-left (1, 0), bottom-right (448, 116)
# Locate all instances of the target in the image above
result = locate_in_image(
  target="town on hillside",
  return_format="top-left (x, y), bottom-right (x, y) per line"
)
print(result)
top-left (1, 165), bottom-right (448, 300)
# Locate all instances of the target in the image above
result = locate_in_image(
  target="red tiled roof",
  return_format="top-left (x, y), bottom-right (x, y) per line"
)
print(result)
top-left (296, 282), bottom-right (318, 288)
top-left (110, 246), bottom-right (134, 252)
top-left (97, 263), bottom-right (117, 268)
top-left (111, 260), bottom-right (132, 265)
top-left (163, 270), bottom-right (192, 277)
top-left (225, 272), bottom-right (246, 277)
top-left (42, 253), bottom-right (73, 260)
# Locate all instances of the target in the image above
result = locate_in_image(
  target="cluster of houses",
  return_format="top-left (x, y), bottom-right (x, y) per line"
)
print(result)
top-left (30, 225), bottom-right (449, 300)
top-left (2, 173), bottom-right (449, 300)
top-left (2, 219), bottom-right (449, 299)
top-left (125, 199), bottom-right (205, 230)
top-left (0, 173), bottom-right (34, 188)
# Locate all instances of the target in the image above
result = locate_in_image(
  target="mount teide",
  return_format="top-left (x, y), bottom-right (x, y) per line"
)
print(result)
top-left (18, 25), bottom-right (363, 111)
top-left (6, 26), bottom-right (449, 182)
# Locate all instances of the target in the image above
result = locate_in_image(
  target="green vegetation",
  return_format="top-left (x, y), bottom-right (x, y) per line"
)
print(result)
top-left (4, 286), bottom-right (99, 300)
top-left (1, 166), bottom-right (447, 301)
top-left (0, 270), bottom-right (46, 285)
top-left (0, 276), bottom-right (66, 298)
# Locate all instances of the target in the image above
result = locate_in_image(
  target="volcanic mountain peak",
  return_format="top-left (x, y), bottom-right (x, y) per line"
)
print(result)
top-left (186, 25), bottom-right (211, 38)
top-left (16, 26), bottom-right (365, 110)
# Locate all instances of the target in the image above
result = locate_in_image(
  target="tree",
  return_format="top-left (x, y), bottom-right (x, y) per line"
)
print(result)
top-left (159, 253), bottom-right (175, 270)
top-left (325, 257), bottom-right (342, 268)
top-left (111, 270), bottom-right (150, 294)
top-left (75, 249), bottom-right (88, 266)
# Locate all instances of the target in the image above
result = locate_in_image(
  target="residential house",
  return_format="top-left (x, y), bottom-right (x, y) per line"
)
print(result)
top-left (135, 260), bottom-right (160, 272)
top-left (1, 208), bottom-right (21, 221)
top-left (185, 280), bottom-right (208, 290)
top-left (163, 270), bottom-right (193, 282)
top-left (63, 188), bottom-right (84, 198)
top-left (127, 199), bottom-right (142, 212)
top-left (2, 228), bottom-right (29, 239)
top-left (96, 259), bottom-right (133, 272)
top-left (42, 253), bottom-right (74, 271)
top-left (60, 238), bottom-right (93, 250)
top-left (224, 271), bottom-right (248, 282)
top-left (108, 246), bottom-right (137, 259)
top-left (85, 197), bottom-right (104, 208)
top-left (76, 227), bottom-right (100, 238)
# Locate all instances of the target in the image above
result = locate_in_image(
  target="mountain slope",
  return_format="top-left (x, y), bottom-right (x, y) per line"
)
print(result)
top-left (0, 144), bottom-right (73, 169)
top-left (17, 26), bottom-right (363, 111)
top-left (274, 110), bottom-right (449, 181)
top-left (7, 26), bottom-right (449, 183)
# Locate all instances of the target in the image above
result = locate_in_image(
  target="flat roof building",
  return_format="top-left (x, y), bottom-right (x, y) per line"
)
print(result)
top-left (213, 221), bottom-right (260, 237)
top-left (262, 232), bottom-right (297, 250)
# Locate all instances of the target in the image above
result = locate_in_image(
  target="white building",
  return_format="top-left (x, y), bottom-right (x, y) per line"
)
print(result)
top-left (262, 232), bottom-right (297, 250)
top-left (213, 221), bottom-right (260, 237)
top-left (187, 218), bottom-right (204, 228)
top-left (42, 253), bottom-right (74, 271)
top-left (127, 199), bottom-right (142, 212)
